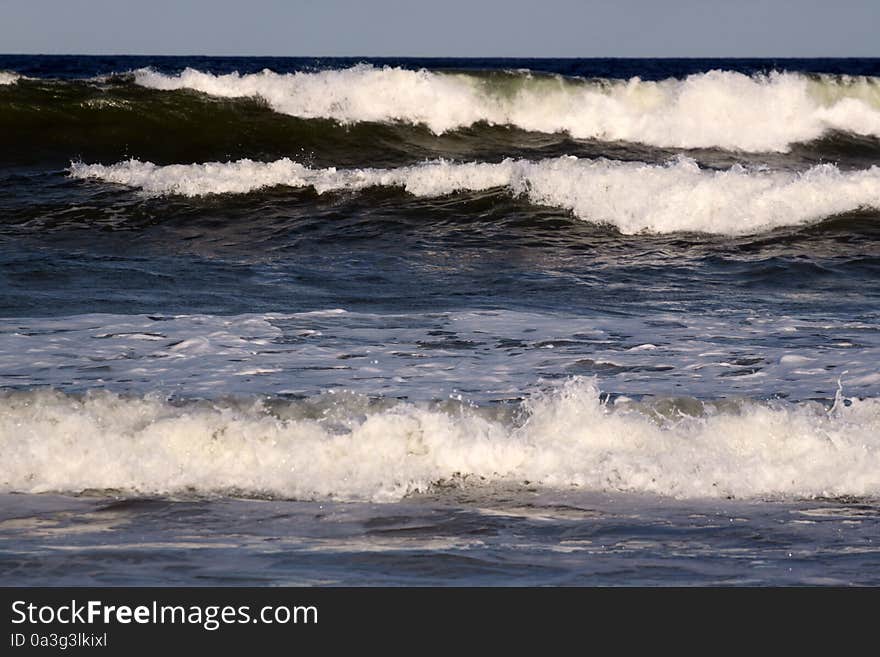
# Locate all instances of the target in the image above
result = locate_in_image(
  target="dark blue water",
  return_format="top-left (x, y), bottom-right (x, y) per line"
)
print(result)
top-left (5, 54), bottom-right (880, 81)
top-left (1, 56), bottom-right (879, 585)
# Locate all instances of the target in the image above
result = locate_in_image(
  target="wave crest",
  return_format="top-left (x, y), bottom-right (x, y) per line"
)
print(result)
top-left (70, 156), bottom-right (880, 235)
top-left (3, 378), bottom-right (880, 502)
top-left (0, 71), bottom-right (21, 85)
top-left (133, 66), bottom-right (880, 152)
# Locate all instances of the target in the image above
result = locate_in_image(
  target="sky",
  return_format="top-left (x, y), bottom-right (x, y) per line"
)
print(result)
top-left (0, 0), bottom-right (877, 57)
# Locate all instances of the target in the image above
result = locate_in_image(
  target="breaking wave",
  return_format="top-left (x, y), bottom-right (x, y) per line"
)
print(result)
top-left (3, 378), bottom-right (879, 502)
top-left (134, 65), bottom-right (880, 152)
top-left (70, 156), bottom-right (880, 235)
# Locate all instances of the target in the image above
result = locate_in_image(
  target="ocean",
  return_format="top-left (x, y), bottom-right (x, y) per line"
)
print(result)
top-left (1, 55), bottom-right (879, 585)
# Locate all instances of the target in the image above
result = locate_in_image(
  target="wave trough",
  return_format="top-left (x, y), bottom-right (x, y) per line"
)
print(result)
top-left (133, 66), bottom-right (880, 152)
top-left (70, 156), bottom-right (880, 235)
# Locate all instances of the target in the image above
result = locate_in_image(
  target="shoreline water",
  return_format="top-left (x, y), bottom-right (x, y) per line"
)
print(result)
top-left (3, 490), bottom-right (878, 586)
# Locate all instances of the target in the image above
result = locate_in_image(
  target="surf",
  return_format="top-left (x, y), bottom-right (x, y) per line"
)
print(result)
top-left (133, 65), bottom-right (880, 152)
top-left (70, 155), bottom-right (880, 235)
top-left (3, 378), bottom-right (879, 502)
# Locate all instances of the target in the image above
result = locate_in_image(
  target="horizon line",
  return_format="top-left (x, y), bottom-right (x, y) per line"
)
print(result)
top-left (2, 53), bottom-right (878, 60)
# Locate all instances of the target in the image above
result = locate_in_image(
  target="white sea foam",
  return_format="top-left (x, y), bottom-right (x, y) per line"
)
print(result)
top-left (0, 71), bottom-right (21, 85)
top-left (3, 378), bottom-right (879, 502)
top-left (70, 156), bottom-right (880, 234)
top-left (133, 66), bottom-right (880, 151)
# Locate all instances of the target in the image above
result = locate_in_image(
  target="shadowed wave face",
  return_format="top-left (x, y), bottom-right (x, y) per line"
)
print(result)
top-left (4, 62), bottom-right (880, 166)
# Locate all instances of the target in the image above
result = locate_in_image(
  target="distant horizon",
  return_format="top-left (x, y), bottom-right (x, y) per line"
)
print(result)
top-left (3, 53), bottom-right (879, 60)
